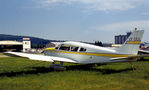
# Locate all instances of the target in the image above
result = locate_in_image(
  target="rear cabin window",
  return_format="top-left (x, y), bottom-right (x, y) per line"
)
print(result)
top-left (79, 48), bottom-right (86, 52)
top-left (59, 44), bottom-right (70, 51)
top-left (70, 46), bottom-right (79, 52)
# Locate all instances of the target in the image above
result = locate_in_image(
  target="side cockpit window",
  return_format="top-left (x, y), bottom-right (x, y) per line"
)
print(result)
top-left (59, 44), bottom-right (70, 51)
top-left (79, 48), bottom-right (86, 52)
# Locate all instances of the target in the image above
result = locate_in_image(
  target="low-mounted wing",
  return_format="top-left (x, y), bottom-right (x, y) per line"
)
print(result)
top-left (4, 52), bottom-right (77, 63)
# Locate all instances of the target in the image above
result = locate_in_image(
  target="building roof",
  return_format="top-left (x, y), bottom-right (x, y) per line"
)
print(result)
top-left (0, 41), bottom-right (22, 45)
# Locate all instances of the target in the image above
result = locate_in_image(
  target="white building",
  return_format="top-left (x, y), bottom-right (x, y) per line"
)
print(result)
top-left (23, 38), bottom-right (31, 52)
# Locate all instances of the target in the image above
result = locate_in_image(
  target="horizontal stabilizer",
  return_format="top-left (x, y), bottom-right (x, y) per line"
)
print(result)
top-left (110, 55), bottom-right (149, 61)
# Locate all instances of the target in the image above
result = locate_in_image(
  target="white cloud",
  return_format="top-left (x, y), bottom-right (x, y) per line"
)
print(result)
top-left (93, 20), bottom-right (149, 41)
top-left (34, 0), bottom-right (149, 11)
top-left (93, 20), bottom-right (149, 31)
top-left (142, 12), bottom-right (149, 15)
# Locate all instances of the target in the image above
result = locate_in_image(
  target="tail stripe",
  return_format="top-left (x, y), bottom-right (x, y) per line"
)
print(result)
top-left (126, 41), bottom-right (141, 44)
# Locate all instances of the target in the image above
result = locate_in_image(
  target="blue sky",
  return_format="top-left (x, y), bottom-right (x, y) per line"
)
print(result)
top-left (1, 0), bottom-right (149, 43)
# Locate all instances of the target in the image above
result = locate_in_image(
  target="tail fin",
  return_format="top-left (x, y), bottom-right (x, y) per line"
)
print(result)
top-left (116, 30), bottom-right (144, 55)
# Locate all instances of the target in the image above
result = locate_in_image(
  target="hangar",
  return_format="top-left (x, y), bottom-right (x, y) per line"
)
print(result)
top-left (0, 38), bottom-right (31, 52)
top-left (0, 41), bottom-right (22, 52)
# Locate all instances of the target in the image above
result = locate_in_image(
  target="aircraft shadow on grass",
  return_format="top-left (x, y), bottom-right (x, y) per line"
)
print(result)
top-left (0, 64), bottom-right (133, 77)
top-left (65, 64), bottom-right (133, 74)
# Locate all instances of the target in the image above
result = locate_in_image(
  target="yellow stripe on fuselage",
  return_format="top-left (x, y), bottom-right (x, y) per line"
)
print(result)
top-left (48, 50), bottom-right (132, 58)
top-left (44, 48), bottom-right (55, 50)
top-left (126, 41), bottom-right (141, 44)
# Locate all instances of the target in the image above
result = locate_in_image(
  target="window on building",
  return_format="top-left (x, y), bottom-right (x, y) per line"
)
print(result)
top-left (25, 42), bottom-right (29, 45)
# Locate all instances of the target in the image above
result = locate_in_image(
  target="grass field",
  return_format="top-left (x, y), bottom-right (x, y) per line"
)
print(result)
top-left (144, 57), bottom-right (149, 60)
top-left (0, 56), bottom-right (149, 90)
top-left (0, 53), bottom-right (4, 55)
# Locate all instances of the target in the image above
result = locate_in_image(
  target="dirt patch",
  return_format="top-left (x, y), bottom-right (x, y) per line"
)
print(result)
top-left (0, 55), bottom-right (9, 57)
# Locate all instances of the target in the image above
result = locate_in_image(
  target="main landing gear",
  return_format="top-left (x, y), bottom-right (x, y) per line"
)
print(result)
top-left (50, 62), bottom-right (66, 70)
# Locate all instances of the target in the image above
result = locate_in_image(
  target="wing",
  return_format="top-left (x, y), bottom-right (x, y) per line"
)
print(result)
top-left (4, 52), bottom-right (77, 63)
top-left (110, 55), bottom-right (149, 61)
top-left (138, 50), bottom-right (149, 54)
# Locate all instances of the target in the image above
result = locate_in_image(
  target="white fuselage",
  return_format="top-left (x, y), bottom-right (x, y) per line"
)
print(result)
top-left (44, 41), bottom-right (131, 64)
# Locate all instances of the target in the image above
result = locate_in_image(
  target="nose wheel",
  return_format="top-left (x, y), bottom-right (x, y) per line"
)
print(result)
top-left (50, 62), bottom-right (66, 70)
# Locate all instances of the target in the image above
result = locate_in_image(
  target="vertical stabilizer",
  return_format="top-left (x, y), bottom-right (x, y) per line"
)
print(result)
top-left (116, 30), bottom-right (144, 55)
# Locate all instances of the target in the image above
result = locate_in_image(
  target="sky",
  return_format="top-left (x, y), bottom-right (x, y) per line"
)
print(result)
top-left (1, 0), bottom-right (149, 43)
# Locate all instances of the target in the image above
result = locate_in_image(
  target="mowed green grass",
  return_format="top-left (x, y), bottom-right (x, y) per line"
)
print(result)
top-left (0, 57), bottom-right (149, 90)
top-left (144, 57), bottom-right (149, 59)
top-left (0, 53), bottom-right (4, 55)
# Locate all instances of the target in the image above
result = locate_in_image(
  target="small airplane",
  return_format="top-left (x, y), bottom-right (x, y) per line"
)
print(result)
top-left (5, 30), bottom-right (149, 70)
